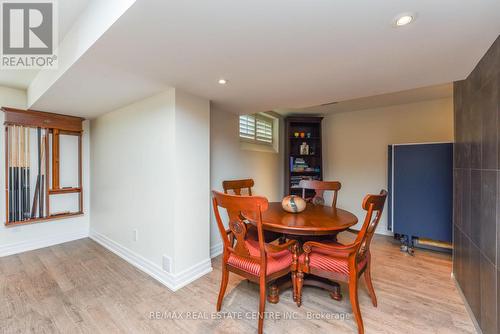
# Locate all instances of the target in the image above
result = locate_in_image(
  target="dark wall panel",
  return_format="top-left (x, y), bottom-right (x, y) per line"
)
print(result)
top-left (453, 34), bottom-right (499, 334)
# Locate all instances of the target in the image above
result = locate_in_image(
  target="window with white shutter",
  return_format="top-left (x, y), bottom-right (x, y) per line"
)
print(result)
top-left (239, 113), bottom-right (274, 145)
top-left (255, 116), bottom-right (273, 144)
top-left (239, 115), bottom-right (256, 140)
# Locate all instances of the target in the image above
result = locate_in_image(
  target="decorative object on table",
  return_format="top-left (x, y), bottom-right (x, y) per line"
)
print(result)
top-left (294, 190), bottom-right (387, 334)
top-left (299, 180), bottom-right (341, 208)
top-left (281, 195), bottom-right (306, 213)
top-left (311, 196), bottom-right (325, 206)
top-left (300, 132), bottom-right (305, 138)
top-left (306, 132), bottom-right (311, 138)
top-left (294, 132), bottom-right (299, 138)
top-left (299, 142), bottom-right (309, 155)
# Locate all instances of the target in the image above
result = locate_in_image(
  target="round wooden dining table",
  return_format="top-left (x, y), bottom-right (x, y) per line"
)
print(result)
top-left (260, 202), bottom-right (358, 236)
top-left (246, 202), bottom-right (358, 304)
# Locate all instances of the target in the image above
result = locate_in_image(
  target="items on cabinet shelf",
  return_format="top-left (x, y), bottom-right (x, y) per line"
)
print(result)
top-left (299, 142), bottom-right (309, 155)
top-left (284, 117), bottom-right (323, 196)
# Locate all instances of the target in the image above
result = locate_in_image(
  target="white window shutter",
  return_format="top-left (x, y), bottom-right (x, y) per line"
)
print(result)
top-left (239, 115), bottom-right (256, 140)
top-left (239, 113), bottom-right (274, 145)
top-left (255, 116), bottom-right (273, 143)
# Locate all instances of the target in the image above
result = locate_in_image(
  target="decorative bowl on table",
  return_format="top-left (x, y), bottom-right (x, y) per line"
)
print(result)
top-left (282, 195), bottom-right (306, 213)
top-left (311, 196), bottom-right (325, 206)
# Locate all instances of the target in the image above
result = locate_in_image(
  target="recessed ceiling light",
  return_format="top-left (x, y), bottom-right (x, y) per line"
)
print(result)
top-left (218, 79), bottom-right (227, 85)
top-left (395, 14), bottom-right (414, 27)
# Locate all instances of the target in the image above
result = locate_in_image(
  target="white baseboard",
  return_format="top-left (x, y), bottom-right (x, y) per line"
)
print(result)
top-left (90, 229), bottom-right (212, 291)
top-left (210, 242), bottom-right (223, 258)
top-left (0, 230), bottom-right (89, 257)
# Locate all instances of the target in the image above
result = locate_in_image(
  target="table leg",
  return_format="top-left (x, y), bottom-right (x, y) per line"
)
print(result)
top-left (266, 277), bottom-right (342, 304)
top-left (267, 276), bottom-right (293, 304)
top-left (302, 276), bottom-right (343, 301)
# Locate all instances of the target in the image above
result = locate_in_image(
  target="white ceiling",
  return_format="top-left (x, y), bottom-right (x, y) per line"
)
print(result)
top-left (15, 1), bottom-right (500, 117)
top-left (0, 0), bottom-right (91, 89)
top-left (276, 83), bottom-right (453, 116)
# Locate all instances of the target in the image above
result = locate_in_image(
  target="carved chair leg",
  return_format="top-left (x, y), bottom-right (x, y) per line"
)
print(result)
top-left (349, 275), bottom-right (364, 334)
top-left (296, 271), bottom-right (304, 307)
top-left (364, 262), bottom-right (377, 307)
top-left (291, 271), bottom-right (297, 302)
top-left (258, 276), bottom-right (266, 334)
top-left (217, 266), bottom-right (229, 311)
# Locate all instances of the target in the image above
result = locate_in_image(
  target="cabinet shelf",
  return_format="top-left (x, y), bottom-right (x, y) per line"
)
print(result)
top-left (289, 136), bottom-right (320, 140)
top-left (291, 171), bottom-right (321, 175)
top-left (290, 154), bottom-right (318, 157)
top-left (49, 187), bottom-right (81, 195)
top-left (5, 212), bottom-right (84, 227)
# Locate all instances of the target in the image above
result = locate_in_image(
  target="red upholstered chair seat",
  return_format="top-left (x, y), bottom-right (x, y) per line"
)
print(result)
top-left (227, 238), bottom-right (293, 276)
top-left (298, 241), bottom-right (369, 277)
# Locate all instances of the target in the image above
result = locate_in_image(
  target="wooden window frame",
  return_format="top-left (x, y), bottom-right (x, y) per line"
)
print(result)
top-left (3, 107), bottom-right (85, 226)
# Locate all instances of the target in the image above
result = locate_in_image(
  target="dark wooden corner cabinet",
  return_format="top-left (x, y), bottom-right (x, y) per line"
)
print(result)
top-left (284, 116), bottom-right (323, 196)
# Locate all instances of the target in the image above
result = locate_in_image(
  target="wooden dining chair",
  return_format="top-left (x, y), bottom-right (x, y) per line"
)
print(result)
top-left (294, 190), bottom-right (387, 334)
top-left (222, 178), bottom-right (281, 243)
top-left (212, 191), bottom-right (298, 334)
top-left (222, 178), bottom-right (254, 195)
top-left (299, 180), bottom-right (342, 208)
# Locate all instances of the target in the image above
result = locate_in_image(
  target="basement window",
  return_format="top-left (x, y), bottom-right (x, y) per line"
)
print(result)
top-left (239, 113), bottom-right (279, 153)
top-left (239, 113), bottom-right (273, 144)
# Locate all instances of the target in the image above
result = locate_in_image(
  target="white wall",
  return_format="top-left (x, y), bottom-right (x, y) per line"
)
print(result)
top-left (0, 86), bottom-right (90, 256)
top-left (0, 86), bottom-right (25, 108)
top-left (90, 90), bottom-right (176, 268)
top-left (90, 89), bottom-right (211, 290)
top-left (209, 108), bottom-right (284, 256)
top-left (323, 97), bottom-right (454, 234)
top-left (172, 90), bottom-right (211, 274)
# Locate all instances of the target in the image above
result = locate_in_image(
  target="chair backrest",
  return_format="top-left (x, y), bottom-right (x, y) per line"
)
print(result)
top-left (354, 190), bottom-right (388, 261)
top-left (222, 179), bottom-right (254, 196)
top-left (212, 191), bottom-right (268, 263)
top-left (299, 180), bottom-right (342, 208)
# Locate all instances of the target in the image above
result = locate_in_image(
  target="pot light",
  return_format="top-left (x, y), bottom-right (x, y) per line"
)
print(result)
top-left (395, 14), bottom-right (414, 26)
top-left (218, 79), bottom-right (227, 85)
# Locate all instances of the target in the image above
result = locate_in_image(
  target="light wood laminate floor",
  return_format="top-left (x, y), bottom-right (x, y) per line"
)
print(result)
top-left (0, 234), bottom-right (476, 333)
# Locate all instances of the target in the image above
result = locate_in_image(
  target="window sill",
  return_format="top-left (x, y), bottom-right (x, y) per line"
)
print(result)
top-left (240, 141), bottom-right (278, 153)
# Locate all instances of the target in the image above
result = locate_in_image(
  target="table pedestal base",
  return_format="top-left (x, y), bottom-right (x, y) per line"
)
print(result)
top-left (267, 274), bottom-right (342, 304)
